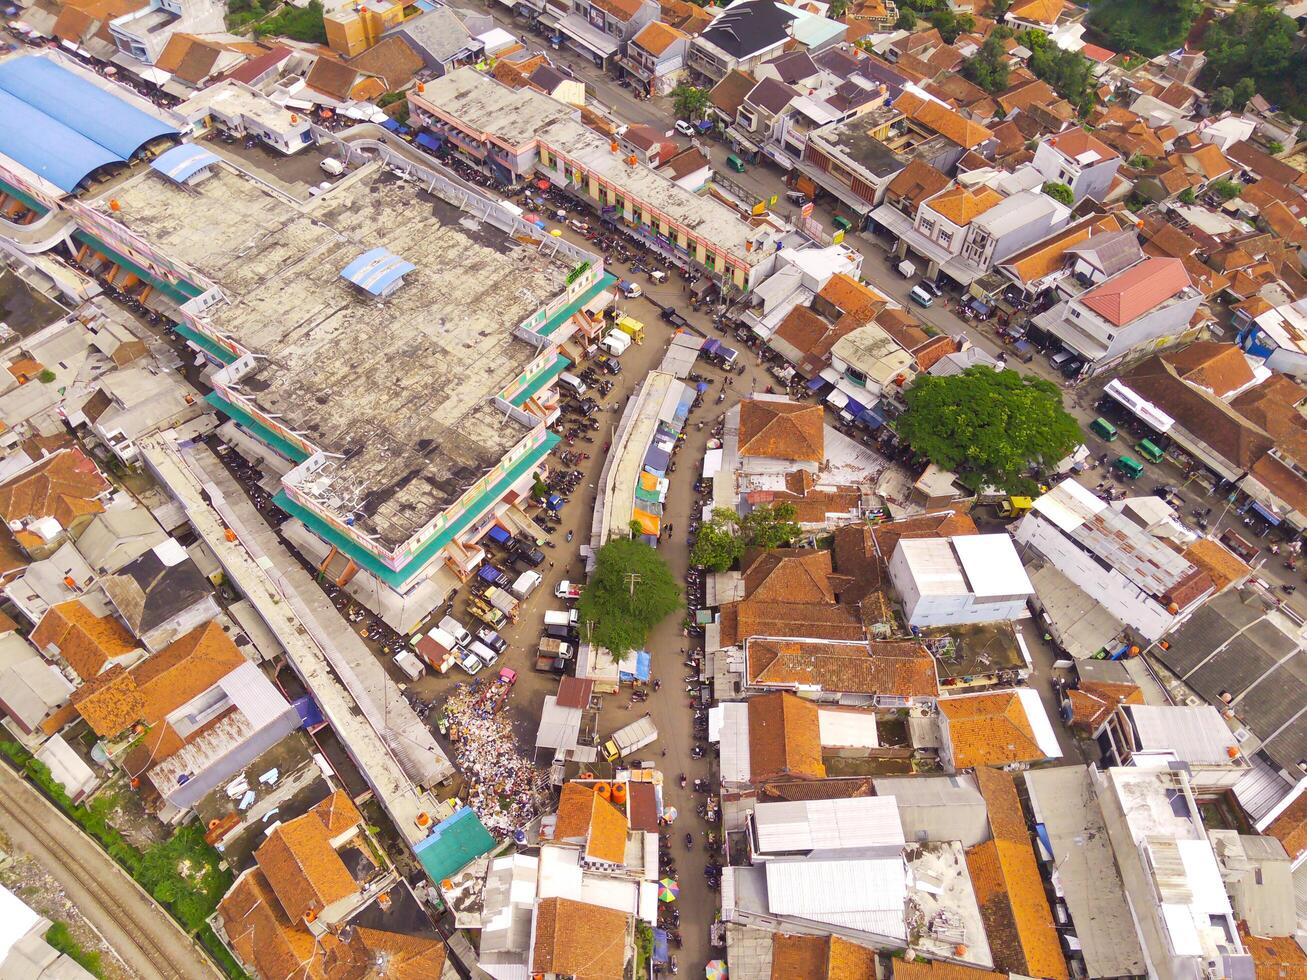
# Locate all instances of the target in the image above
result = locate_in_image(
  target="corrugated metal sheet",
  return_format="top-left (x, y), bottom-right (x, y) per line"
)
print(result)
top-left (764, 857), bottom-right (907, 938)
top-left (219, 660), bottom-right (293, 729)
top-left (753, 797), bottom-right (904, 853)
top-left (717, 702), bottom-right (751, 784)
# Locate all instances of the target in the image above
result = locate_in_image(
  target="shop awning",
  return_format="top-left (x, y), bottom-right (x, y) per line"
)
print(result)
top-left (557, 14), bottom-right (620, 57)
top-left (1251, 501), bottom-right (1283, 526)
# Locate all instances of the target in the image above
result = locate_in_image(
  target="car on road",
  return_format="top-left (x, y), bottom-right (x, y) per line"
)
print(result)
top-left (909, 285), bottom-right (934, 308)
top-left (917, 279), bottom-right (943, 297)
top-left (660, 306), bottom-right (689, 329)
top-left (510, 540), bottom-right (546, 568)
top-left (594, 352), bottom-right (622, 375)
top-left (675, 119), bottom-right (696, 136)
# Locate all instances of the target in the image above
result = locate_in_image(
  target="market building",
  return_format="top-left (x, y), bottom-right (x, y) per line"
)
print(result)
top-left (66, 141), bottom-right (601, 632)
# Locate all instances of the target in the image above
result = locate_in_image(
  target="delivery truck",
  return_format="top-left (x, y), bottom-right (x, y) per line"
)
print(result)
top-left (544, 609), bottom-right (579, 627)
top-left (511, 570), bottom-right (542, 599)
top-left (603, 714), bottom-right (658, 761)
top-left (483, 585), bottom-right (520, 621)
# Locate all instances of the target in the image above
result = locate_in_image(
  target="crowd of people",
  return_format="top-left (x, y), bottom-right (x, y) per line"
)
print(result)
top-left (441, 683), bottom-right (549, 839)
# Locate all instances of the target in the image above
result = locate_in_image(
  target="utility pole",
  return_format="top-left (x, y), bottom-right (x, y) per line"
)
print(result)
top-left (625, 571), bottom-right (641, 597)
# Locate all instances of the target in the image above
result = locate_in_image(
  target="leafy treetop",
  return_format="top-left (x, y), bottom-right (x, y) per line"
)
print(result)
top-left (577, 538), bottom-right (681, 658)
top-left (895, 367), bottom-right (1082, 494)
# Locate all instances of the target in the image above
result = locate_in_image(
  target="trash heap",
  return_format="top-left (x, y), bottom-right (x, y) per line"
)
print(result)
top-left (443, 683), bottom-right (548, 838)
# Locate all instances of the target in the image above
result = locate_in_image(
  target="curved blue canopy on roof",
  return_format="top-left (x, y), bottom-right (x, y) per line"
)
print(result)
top-left (0, 56), bottom-right (178, 161)
top-left (0, 89), bottom-right (123, 193)
top-left (340, 247), bottom-right (416, 296)
top-left (150, 144), bottom-right (221, 184)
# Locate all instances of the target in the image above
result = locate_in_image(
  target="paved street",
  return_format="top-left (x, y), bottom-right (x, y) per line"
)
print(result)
top-left (0, 764), bottom-right (221, 980)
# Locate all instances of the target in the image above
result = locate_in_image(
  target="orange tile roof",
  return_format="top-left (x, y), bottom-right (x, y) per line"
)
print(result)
top-left (254, 809), bottom-right (359, 923)
top-left (748, 637), bottom-right (938, 697)
top-left (0, 449), bottom-right (108, 536)
top-left (532, 897), bottom-right (630, 979)
top-left (1181, 538), bottom-right (1251, 592)
top-left (819, 273), bottom-right (888, 318)
top-left (1184, 143), bottom-right (1234, 182)
top-left (974, 765), bottom-right (1028, 843)
top-left (1081, 256), bottom-right (1191, 326)
top-left (70, 664), bottom-right (145, 737)
top-left (218, 868), bottom-right (329, 980)
top-left (924, 185), bottom-right (1004, 227)
top-left (1066, 680), bottom-right (1142, 732)
top-left (888, 159), bottom-right (952, 213)
top-left (31, 599), bottom-right (138, 681)
top-left (131, 621), bottom-right (245, 726)
top-left (1239, 922), bottom-right (1307, 979)
top-left (309, 789), bottom-right (363, 840)
top-left (896, 92), bottom-right (994, 150)
top-left (966, 838), bottom-right (1068, 979)
top-left (632, 20), bottom-right (688, 56)
top-left (1167, 340), bottom-right (1255, 397)
top-left (771, 932), bottom-right (877, 978)
top-left (554, 783), bottom-right (629, 864)
top-left (1008, 0), bottom-right (1064, 23)
top-left (748, 692), bottom-right (826, 781)
top-left (738, 399), bottom-right (825, 462)
top-left (1275, 789), bottom-right (1307, 857)
top-left (1004, 215), bottom-right (1120, 284)
top-left (939, 691), bottom-right (1046, 768)
top-left (1047, 128), bottom-right (1120, 163)
top-left (892, 961), bottom-right (1007, 980)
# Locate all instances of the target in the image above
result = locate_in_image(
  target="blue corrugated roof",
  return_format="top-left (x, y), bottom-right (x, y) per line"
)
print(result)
top-left (0, 89), bottom-right (121, 193)
top-left (150, 144), bottom-right (220, 183)
top-left (0, 56), bottom-right (178, 160)
top-left (339, 247), bottom-right (416, 296)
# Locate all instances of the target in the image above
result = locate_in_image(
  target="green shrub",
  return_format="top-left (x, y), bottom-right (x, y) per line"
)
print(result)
top-left (45, 922), bottom-right (105, 978)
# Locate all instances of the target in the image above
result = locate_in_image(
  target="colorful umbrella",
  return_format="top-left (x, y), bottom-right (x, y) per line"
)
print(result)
top-left (706, 960), bottom-right (728, 980)
top-left (658, 878), bottom-right (679, 902)
top-left (662, 806), bottom-right (677, 823)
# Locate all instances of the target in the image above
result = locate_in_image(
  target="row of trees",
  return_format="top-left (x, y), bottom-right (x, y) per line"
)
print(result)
top-left (960, 29), bottom-right (1094, 112)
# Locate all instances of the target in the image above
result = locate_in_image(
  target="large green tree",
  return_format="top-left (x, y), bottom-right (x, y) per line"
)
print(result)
top-left (896, 368), bottom-right (1082, 493)
top-left (1086, 0), bottom-right (1198, 58)
top-left (577, 539), bottom-right (681, 658)
top-left (671, 85), bottom-right (712, 121)
top-left (962, 35), bottom-right (1010, 93)
top-left (690, 508), bottom-right (745, 572)
top-left (740, 502), bottom-right (802, 549)
top-left (1024, 30), bottom-right (1096, 110)
top-left (1199, 4), bottom-right (1307, 119)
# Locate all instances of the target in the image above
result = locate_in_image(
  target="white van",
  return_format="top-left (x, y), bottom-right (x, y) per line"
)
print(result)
top-left (320, 157), bottom-right (345, 176)
top-left (544, 609), bottom-right (579, 627)
top-left (468, 640), bottom-right (499, 668)
top-left (559, 371), bottom-right (588, 396)
top-left (600, 330), bottom-right (631, 357)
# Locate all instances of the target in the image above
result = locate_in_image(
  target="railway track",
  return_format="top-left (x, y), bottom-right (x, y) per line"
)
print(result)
top-left (0, 773), bottom-right (210, 980)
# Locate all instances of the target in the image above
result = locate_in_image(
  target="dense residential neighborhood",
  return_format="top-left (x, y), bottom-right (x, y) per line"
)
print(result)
top-left (2, 0), bottom-right (1307, 975)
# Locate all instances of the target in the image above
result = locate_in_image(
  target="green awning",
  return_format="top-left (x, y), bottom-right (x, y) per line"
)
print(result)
top-left (176, 323), bottom-right (238, 365)
top-left (414, 808), bottom-right (495, 882)
top-left (273, 431), bottom-right (559, 588)
top-left (0, 178), bottom-right (47, 216)
top-left (538, 273), bottom-right (616, 338)
top-left (204, 392), bottom-right (310, 463)
top-left (509, 353), bottom-right (570, 407)
top-left (72, 230), bottom-right (204, 305)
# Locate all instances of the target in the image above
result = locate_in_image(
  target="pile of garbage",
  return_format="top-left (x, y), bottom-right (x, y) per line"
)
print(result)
top-left (443, 684), bottom-right (548, 837)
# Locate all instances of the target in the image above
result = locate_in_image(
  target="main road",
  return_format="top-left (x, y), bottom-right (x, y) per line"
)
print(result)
top-left (0, 763), bottom-right (223, 980)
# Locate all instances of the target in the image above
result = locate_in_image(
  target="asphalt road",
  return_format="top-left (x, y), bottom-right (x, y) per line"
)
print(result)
top-left (0, 764), bottom-right (222, 980)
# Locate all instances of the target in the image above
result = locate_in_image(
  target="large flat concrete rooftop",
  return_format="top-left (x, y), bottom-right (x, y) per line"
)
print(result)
top-left (101, 162), bottom-right (572, 548)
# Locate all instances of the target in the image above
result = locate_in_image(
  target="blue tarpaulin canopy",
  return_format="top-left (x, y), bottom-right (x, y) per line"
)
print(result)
top-left (486, 525), bottom-right (511, 545)
top-left (620, 650), bottom-right (652, 682)
top-left (806, 376), bottom-right (826, 390)
top-left (653, 929), bottom-right (669, 963)
top-left (382, 117), bottom-right (402, 132)
top-left (860, 407), bottom-right (886, 429)
top-left (1251, 501), bottom-right (1283, 525)
top-left (416, 131), bottom-right (442, 151)
top-left (702, 338), bottom-right (721, 355)
top-left (292, 695), bottom-right (323, 728)
top-left (844, 395), bottom-right (868, 417)
top-left (644, 445), bottom-right (671, 474)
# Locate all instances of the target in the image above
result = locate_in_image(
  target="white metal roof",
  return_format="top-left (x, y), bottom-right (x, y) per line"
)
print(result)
top-left (753, 797), bottom-right (904, 853)
top-left (897, 537), bottom-right (968, 595)
top-left (1126, 704), bottom-right (1240, 765)
top-left (1015, 687), bottom-right (1064, 760)
top-left (717, 702), bottom-right (752, 784)
top-left (0, 885), bottom-right (39, 960)
top-left (817, 708), bottom-right (879, 749)
top-left (952, 533), bottom-right (1033, 599)
top-left (764, 857), bottom-right (907, 939)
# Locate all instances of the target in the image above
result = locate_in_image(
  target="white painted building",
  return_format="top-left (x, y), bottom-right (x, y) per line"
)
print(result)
top-left (1095, 767), bottom-right (1252, 980)
top-left (1013, 481), bottom-right (1213, 641)
top-left (887, 533), bottom-right (1033, 627)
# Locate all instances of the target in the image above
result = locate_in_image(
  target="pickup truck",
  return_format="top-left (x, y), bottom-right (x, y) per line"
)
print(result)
top-left (555, 580), bottom-right (583, 601)
top-left (539, 637), bottom-right (573, 660)
top-left (467, 598), bottom-right (507, 629)
top-left (476, 564), bottom-right (510, 588)
top-left (535, 653), bottom-right (568, 673)
top-left (659, 306), bottom-right (688, 329)
top-left (456, 649), bottom-right (483, 675)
